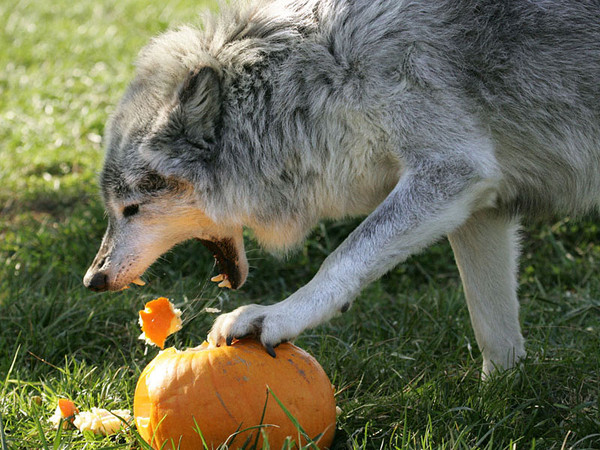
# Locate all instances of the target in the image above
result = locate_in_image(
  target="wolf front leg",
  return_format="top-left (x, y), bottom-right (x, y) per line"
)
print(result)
top-left (448, 210), bottom-right (526, 378)
top-left (209, 159), bottom-right (499, 354)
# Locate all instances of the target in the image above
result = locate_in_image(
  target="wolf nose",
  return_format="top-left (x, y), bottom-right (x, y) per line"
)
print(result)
top-left (85, 272), bottom-right (108, 292)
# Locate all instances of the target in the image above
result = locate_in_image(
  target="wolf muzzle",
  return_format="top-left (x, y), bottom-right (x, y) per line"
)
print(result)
top-left (84, 271), bottom-right (109, 292)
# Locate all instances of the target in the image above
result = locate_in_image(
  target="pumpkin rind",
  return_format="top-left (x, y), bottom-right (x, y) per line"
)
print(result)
top-left (134, 339), bottom-right (336, 449)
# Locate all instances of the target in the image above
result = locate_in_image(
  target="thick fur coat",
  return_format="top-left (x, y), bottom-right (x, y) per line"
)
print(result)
top-left (85, 0), bottom-right (600, 376)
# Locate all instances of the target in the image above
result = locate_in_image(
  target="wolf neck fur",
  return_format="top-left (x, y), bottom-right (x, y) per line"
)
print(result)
top-left (173, 1), bottom-right (405, 250)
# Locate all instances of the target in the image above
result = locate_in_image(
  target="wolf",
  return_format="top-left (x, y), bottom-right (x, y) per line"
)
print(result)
top-left (84, 0), bottom-right (600, 377)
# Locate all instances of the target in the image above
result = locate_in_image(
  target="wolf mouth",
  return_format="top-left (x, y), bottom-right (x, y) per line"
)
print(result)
top-left (198, 238), bottom-right (243, 289)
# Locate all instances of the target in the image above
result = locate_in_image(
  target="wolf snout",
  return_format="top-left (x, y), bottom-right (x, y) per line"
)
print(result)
top-left (84, 252), bottom-right (111, 291)
top-left (83, 270), bottom-right (109, 292)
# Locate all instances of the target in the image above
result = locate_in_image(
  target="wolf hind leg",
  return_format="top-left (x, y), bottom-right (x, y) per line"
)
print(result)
top-left (448, 210), bottom-right (526, 378)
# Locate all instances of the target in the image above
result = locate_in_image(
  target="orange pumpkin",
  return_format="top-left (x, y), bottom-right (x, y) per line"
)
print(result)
top-left (134, 339), bottom-right (336, 449)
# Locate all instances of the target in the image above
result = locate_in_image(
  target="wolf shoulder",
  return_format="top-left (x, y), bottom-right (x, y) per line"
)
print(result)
top-left (310, 0), bottom-right (600, 217)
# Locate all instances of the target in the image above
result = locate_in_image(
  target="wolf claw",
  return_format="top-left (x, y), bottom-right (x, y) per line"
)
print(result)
top-left (209, 304), bottom-right (293, 356)
top-left (265, 343), bottom-right (276, 358)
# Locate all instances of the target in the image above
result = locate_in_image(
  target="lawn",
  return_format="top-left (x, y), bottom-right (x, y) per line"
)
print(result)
top-left (1, 0), bottom-right (599, 448)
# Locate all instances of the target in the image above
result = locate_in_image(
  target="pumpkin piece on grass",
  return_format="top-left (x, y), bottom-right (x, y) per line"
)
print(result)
top-left (134, 339), bottom-right (336, 449)
top-left (138, 297), bottom-right (182, 349)
top-left (49, 398), bottom-right (80, 429)
top-left (73, 408), bottom-right (132, 436)
top-left (49, 399), bottom-right (131, 435)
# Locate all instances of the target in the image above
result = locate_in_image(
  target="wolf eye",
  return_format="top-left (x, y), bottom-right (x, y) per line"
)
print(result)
top-left (123, 204), bottom-right (139, 218)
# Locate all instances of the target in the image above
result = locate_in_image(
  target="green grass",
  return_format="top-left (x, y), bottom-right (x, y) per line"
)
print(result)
top-left (1, 0), bottom-right (600, 448)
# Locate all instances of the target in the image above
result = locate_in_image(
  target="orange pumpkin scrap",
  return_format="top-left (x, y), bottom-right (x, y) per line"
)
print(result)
top-left (50, 398), bottom-right (80, 429)
top-left (138, 297), bottom-right (182, 349)
top-left (134, 339), bottom-right (336, 449)
top-left (49, 398), bottom-right (132, 435)
top-left (57, 398), bottom-right (79, 419)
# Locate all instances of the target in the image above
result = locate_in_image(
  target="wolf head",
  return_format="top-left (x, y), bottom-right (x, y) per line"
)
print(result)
top-left (83, 27), bottom-right (251, 292)
top-left (83, 2), bottom-right (359, 292)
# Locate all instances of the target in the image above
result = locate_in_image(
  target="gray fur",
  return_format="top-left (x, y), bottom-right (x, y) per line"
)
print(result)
top-left (86, 0), bottom-right (600, 376)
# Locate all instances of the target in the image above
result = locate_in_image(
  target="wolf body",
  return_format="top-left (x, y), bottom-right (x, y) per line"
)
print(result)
top-left (84, 0), bottom-right (600, 376)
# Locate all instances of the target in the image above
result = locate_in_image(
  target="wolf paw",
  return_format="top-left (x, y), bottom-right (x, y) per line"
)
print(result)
top-left (208, 304), bottom-right (298, 357)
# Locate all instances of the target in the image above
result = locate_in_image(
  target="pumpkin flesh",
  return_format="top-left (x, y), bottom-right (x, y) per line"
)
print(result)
top-left (138, 297), bottom-right (182, 349)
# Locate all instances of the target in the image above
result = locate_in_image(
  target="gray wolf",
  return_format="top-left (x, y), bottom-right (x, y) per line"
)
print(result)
top-left (84, 0), bottom-right (600, 377)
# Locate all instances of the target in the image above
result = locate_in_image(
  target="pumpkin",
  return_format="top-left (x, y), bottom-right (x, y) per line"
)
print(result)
top-left (133, 339), bottom-right (336, 449)
top-left (138, 297), bottom-right (182, 349)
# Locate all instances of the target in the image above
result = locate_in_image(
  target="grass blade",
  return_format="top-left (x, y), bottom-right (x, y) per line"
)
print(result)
top-left (1, 345), bottom-right (20, 401)
top-left (0, 345), bottom-right (20, 450)
top-left (32, 413), bottom-right (50, 450)
top-left (266, 387), bottom-right (319, 449)
top-left (0, 411), bottom-right (7, 450)
top-left (192, 416), bottom-right (210, 450)
top-left (251, 388), bottom-right (271, 449)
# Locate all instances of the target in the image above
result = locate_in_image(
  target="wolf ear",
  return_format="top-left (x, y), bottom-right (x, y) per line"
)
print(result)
top-left (178, 66), bottom-right (222, 142)
top-left (140, 66), bottom-right (222, 183)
